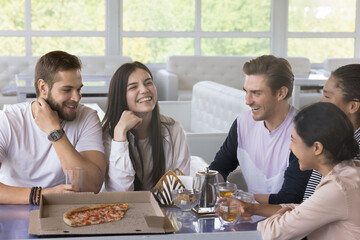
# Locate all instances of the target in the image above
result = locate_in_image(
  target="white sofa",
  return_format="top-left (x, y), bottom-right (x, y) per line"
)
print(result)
top-left (81, 56), bottom-right (132, 75)
top-left (159, 81), bottom-right (250, 189)
top-left (0, 57), bottom-right (39, 107)
top-left (0, 56), bottom-right (132, 109)
top-left (159, 81), bottom-right (249, 164)
top-left (78, 56), bottom-right (132, 110)
top-left (156, 56), bottom-right (254, 101)
top-left (155, 55), bottom-right (312, 102)
top-left (323, 58), bottom-right (360, 74)
top-left (0, 57), bottom-right (39, 91)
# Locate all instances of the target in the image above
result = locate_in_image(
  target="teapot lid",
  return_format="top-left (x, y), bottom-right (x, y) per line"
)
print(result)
top-left (196, 167), bottom-right (218, 176)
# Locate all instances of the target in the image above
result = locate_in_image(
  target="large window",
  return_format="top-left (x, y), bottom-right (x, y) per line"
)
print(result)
top-left (120, 0), bottom-right (271, 63)
top-left (287, 0), bottom-right (357, 63)
top-left (0, 0), bottom-right (25, 55)
top-left (1, 0), bottom-right (360, 64)
top-left (122, 0), bottom-right (195, 63)
top-left (0, 0), bottom-right (105, 56)
top-left (200, 0), bottom-right (270, 57)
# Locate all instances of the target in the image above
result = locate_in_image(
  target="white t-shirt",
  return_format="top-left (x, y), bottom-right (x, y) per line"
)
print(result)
top-left (104, 119), bottom-right (190, 191)
top-left (0, 102), bottom-right (104, 188)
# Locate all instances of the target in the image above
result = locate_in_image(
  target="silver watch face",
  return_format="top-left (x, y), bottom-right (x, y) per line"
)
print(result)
top-left (50, 131), bottom-right (60, 141)
top-left (48, 129), bottom-right (64, 142)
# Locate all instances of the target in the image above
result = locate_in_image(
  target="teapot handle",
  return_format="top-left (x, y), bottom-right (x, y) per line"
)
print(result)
top-left (208, 182), bottom-right (218, 206)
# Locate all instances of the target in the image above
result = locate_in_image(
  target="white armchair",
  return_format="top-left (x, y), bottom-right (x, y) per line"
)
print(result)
top-left (159, 81), bottom-right (249, 164)
top-left (0, 57), bottom-right (39, 108)
top-left (80, 56), bottom-right (132, 75)
top-left (287, 57), bottom-right (311, 76)
top-left (323, 58), bottom-right (360, 74)
top-left (156, 56), bottom-right (254, 101)
top-left (79, 56), bottom-right (132, 110)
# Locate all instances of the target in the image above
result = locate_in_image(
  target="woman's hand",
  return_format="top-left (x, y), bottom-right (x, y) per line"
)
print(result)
top-left (113, 110), bottom-right (143, 141)
top-left (216, 197), bottom-right (254, 217)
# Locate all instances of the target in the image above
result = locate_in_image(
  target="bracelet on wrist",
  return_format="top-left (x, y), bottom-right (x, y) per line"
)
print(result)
top-left (32, 187), bottom-right (38, 205)
top-left (35, 187), bottom-right (42, 205)
top-left (29, 187), bottom-right (36, 205)
top-left (29, 186), bottom-right (42, 205)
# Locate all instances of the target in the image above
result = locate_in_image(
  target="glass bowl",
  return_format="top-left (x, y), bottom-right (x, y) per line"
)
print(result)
top-left (171, 188), bottom-right (200, 211)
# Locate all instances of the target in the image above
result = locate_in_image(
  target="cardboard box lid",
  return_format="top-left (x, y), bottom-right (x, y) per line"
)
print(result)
top-left (29, 191), bottom-right (175, 236)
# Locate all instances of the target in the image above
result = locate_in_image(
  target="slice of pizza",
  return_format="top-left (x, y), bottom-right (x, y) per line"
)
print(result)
top-left (63, 203), bottom-right (129, 227)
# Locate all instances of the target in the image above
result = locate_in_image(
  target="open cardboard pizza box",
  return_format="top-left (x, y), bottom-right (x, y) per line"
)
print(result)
top-left (29, 191), bottom-right (175, 236)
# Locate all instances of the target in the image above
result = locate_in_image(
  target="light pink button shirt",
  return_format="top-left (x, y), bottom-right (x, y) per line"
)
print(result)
top-left (258, 160), bottom-right (360, 240)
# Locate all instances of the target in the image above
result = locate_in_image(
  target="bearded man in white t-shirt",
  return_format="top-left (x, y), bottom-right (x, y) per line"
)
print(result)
top-left (0, 50), bottom-right (106, 204)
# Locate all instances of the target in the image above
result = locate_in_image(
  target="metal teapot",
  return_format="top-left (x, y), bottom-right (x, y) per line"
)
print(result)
top-left (193, 167), bottom-right (219, 213)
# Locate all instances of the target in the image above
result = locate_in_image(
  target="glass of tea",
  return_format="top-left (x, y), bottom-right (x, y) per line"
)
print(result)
top-left (218, 200), bottom-right (240, 227)
top-left (216, 182), bottom-right (237, 198)
top-left (230, 190), bottom-right (254, 222)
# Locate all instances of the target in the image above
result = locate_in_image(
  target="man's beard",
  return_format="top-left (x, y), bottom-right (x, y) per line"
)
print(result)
top-left (46, 92), bottom-right (77, 121)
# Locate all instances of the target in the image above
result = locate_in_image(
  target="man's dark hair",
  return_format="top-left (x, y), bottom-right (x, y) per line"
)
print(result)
top-left (34, 50), bottom-right (82, 96)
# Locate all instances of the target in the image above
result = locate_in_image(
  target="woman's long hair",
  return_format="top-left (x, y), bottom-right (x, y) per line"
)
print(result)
top-left (102, 61), bottom-right (174, 190)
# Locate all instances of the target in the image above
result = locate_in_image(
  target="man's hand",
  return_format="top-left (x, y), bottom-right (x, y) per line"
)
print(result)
top-left (113, 110), bottom-right (143, 141)
top-left (42, 184), bottom-right (80, 194)
top-left (0, 182), bottom-right (80, 204)
top-left (33, 97), bottom-right (62, 134)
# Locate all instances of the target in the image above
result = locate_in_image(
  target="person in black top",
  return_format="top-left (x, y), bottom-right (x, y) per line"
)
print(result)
top-left (209, 55), bottom-right (312, 204)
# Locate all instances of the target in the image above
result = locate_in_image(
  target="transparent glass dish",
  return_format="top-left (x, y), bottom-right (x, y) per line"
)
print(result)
top-left (171, 189), bottom-right (200, 211)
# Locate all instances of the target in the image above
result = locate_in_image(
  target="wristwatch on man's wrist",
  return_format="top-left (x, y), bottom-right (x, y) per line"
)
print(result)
top-left (47, 129), bottom-right (65, 142)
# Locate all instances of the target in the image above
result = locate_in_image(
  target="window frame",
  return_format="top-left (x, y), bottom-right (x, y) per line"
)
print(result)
top-left (285, 0), bottom-right (360, 66)
top-left (109, 0), bottom-right (272, 59)
top-left (0, 0), bottom-right (107, 56)
top-left (1, 0), bottom-right (360, 65)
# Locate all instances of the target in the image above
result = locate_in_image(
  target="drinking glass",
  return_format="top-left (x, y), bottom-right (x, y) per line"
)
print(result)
top-left (171, 188), bottom-right (200, 221)
top-left (218, 201), bottom-right (240, 228)
top-left (230, 190), bottom-right (254, 222)
top-left (216, 182), bottom-right (237, 198)
top-left (65, 167), bottom-right (83, 191)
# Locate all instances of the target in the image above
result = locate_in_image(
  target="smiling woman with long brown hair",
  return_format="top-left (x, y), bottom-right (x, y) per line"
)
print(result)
top-left (102, 61), bottom-right (190, 191)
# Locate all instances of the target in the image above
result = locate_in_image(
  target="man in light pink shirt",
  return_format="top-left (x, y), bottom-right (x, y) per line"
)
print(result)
top-left (210, 55), bottom-right (297, 200)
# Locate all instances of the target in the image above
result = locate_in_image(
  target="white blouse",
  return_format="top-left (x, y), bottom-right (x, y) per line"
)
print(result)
top-left (104, 120), bottom-right (190, 191)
